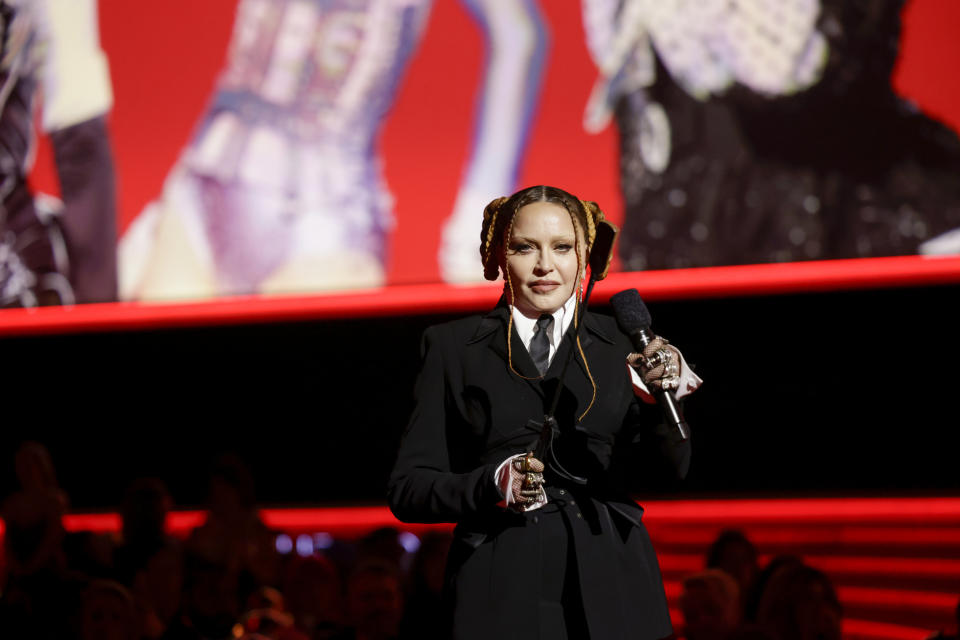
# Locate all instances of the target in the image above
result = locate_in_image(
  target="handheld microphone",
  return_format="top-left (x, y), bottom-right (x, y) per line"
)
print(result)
top-left (609, 288), bottom-right (690, 441)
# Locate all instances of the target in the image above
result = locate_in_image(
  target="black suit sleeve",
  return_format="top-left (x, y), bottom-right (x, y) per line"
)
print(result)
top-left (610, 393), bottom-right (692, 492)
top-left (388, 326), bottom-right (502, 523)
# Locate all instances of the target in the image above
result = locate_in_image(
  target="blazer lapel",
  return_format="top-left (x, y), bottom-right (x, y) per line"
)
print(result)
top-left (569, 311), bottom-right (616, 381)
top-left (468, 300), bottom-right (545, 396)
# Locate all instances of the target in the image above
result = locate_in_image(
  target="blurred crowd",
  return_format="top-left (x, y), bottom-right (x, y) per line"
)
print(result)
top-left (679, 529), bottom-right (960, 640)
top-left (678, 529), bottom-right (841, 640)
top-left (2, 442), bottom-right (958, 640)
top-left (0, 444), bottom-right (443, 640)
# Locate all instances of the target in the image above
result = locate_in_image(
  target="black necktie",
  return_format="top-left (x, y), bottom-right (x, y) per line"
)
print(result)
top-left (530, 314), bottom-right (554, 375)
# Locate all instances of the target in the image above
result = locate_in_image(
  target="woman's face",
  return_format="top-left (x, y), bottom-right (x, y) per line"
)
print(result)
top-left (504, 201), bottom-right (584, 318)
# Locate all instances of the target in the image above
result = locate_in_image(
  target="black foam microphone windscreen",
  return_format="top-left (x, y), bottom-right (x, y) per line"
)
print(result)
top-left (609, 288), bottom-right (651, 332)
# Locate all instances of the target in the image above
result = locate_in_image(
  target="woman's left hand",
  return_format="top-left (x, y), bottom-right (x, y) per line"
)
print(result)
top-left (627, 336), bottom-right (681, 392)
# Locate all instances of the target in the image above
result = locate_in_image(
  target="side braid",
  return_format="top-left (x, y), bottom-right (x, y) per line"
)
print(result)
top-left (569, 205), bottom-right (585, 307)
top-left (570, 201), bottom-right (599, 420)
top-left (481, 196), bottom-right (509, 281)
top-left (579, 200), bottom-right (603, 249)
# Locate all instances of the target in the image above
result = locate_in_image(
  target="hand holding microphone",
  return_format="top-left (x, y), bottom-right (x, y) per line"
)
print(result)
top-left (611, 289), bottom-right (691, 441)
top-left (627, 336), bottom-right (682, 391)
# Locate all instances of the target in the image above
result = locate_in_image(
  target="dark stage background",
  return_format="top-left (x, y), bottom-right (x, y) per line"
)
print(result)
top-left (3, 284), bottom-right (958, 511)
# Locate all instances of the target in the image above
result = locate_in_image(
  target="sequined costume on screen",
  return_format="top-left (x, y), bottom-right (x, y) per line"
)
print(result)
top-left (0, 0), bottom-right (116, 307)
top-left (120, 0), bottom-right (432, 299)
top-left (581, 0), bottom-right (960, 270)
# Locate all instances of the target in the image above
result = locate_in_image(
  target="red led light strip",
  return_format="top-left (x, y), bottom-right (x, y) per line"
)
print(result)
top-left (840, 618), bottom-right (937, 640)
top-left (657, 553), bottom-right (960, 578)
top-left (639, 496), bottom-right (960, 522)
top-left (805, 555), bottom-right (960, 577)
top-left (646, 526), bottom-right (960, 546)
top-left (0, 496), bottom-right (950, 537)
top-left (669, 582), bottom-right (957, 614)
top-left (836, 587), bottom-right (959, 611)
top-left (1, 255), bottom-right (959, 337)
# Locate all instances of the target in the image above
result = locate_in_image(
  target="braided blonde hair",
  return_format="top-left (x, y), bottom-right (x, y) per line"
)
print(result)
top-left (478, 186), bottom-right (609, 420)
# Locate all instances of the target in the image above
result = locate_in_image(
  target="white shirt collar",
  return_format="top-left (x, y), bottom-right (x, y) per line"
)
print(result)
top-left (511, 293), bottom-right (578, 362)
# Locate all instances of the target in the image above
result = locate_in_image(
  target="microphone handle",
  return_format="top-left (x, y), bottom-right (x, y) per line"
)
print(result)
top-left (629, 328), bottom-right (690, 441)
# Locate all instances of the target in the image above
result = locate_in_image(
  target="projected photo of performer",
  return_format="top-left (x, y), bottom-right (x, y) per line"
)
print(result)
top-left (120, 0), bottom-right (433, 299)
top-left (389, 185), bottom-right (701, 639)
top-left (582, 0), bottom-right (960, 270)
top-left (0, 0), bottom-right (117, 307)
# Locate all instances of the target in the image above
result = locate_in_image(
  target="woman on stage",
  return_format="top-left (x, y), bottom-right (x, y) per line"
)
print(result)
top-left (388, 185), bottom-right (700, 639)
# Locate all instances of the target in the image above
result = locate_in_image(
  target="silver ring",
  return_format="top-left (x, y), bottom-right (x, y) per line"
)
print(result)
top-left (657, 349), bottom-right (672, 367)
top-left (644, 349), bottom-right (671, 369)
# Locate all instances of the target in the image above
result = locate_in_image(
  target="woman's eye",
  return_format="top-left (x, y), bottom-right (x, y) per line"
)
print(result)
top-left (555, 244), bottom-right (573, 252)
top-left (510, 243), bottom-right (533, 253)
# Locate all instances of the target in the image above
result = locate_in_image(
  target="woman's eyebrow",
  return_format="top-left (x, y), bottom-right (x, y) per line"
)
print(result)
top-left (511, 234), bottom-right (576, 242)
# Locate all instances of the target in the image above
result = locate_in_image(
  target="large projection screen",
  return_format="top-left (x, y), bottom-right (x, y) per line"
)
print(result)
top-left (3, 0), bottom-right (960, 331)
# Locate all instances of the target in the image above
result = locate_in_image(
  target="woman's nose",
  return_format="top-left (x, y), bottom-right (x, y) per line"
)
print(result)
top-left (535, 251), bottom-right (553, 273)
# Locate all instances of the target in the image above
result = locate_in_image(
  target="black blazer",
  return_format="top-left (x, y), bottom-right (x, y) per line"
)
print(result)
top-left (388, 300), bottom-right (690, 640)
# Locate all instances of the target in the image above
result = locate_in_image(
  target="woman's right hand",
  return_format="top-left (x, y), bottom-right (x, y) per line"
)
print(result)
top-left (511, 454), bottom-right (545, 505)
top-left (496, 452), bottom-right (547, 511)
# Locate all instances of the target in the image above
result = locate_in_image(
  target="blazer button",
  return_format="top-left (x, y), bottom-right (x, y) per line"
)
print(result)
top-left (533, 516), bottom-right (539, 524)
top-left (558, 489), bottom-right (566, 495)
top-left (569, 500), bottom-right (576, 506)
top-left (576, 512), bottom-right (583, 519)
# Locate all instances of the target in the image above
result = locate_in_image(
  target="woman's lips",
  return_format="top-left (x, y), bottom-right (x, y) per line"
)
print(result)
top-left (530, 281), bottom-right (560, 293)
